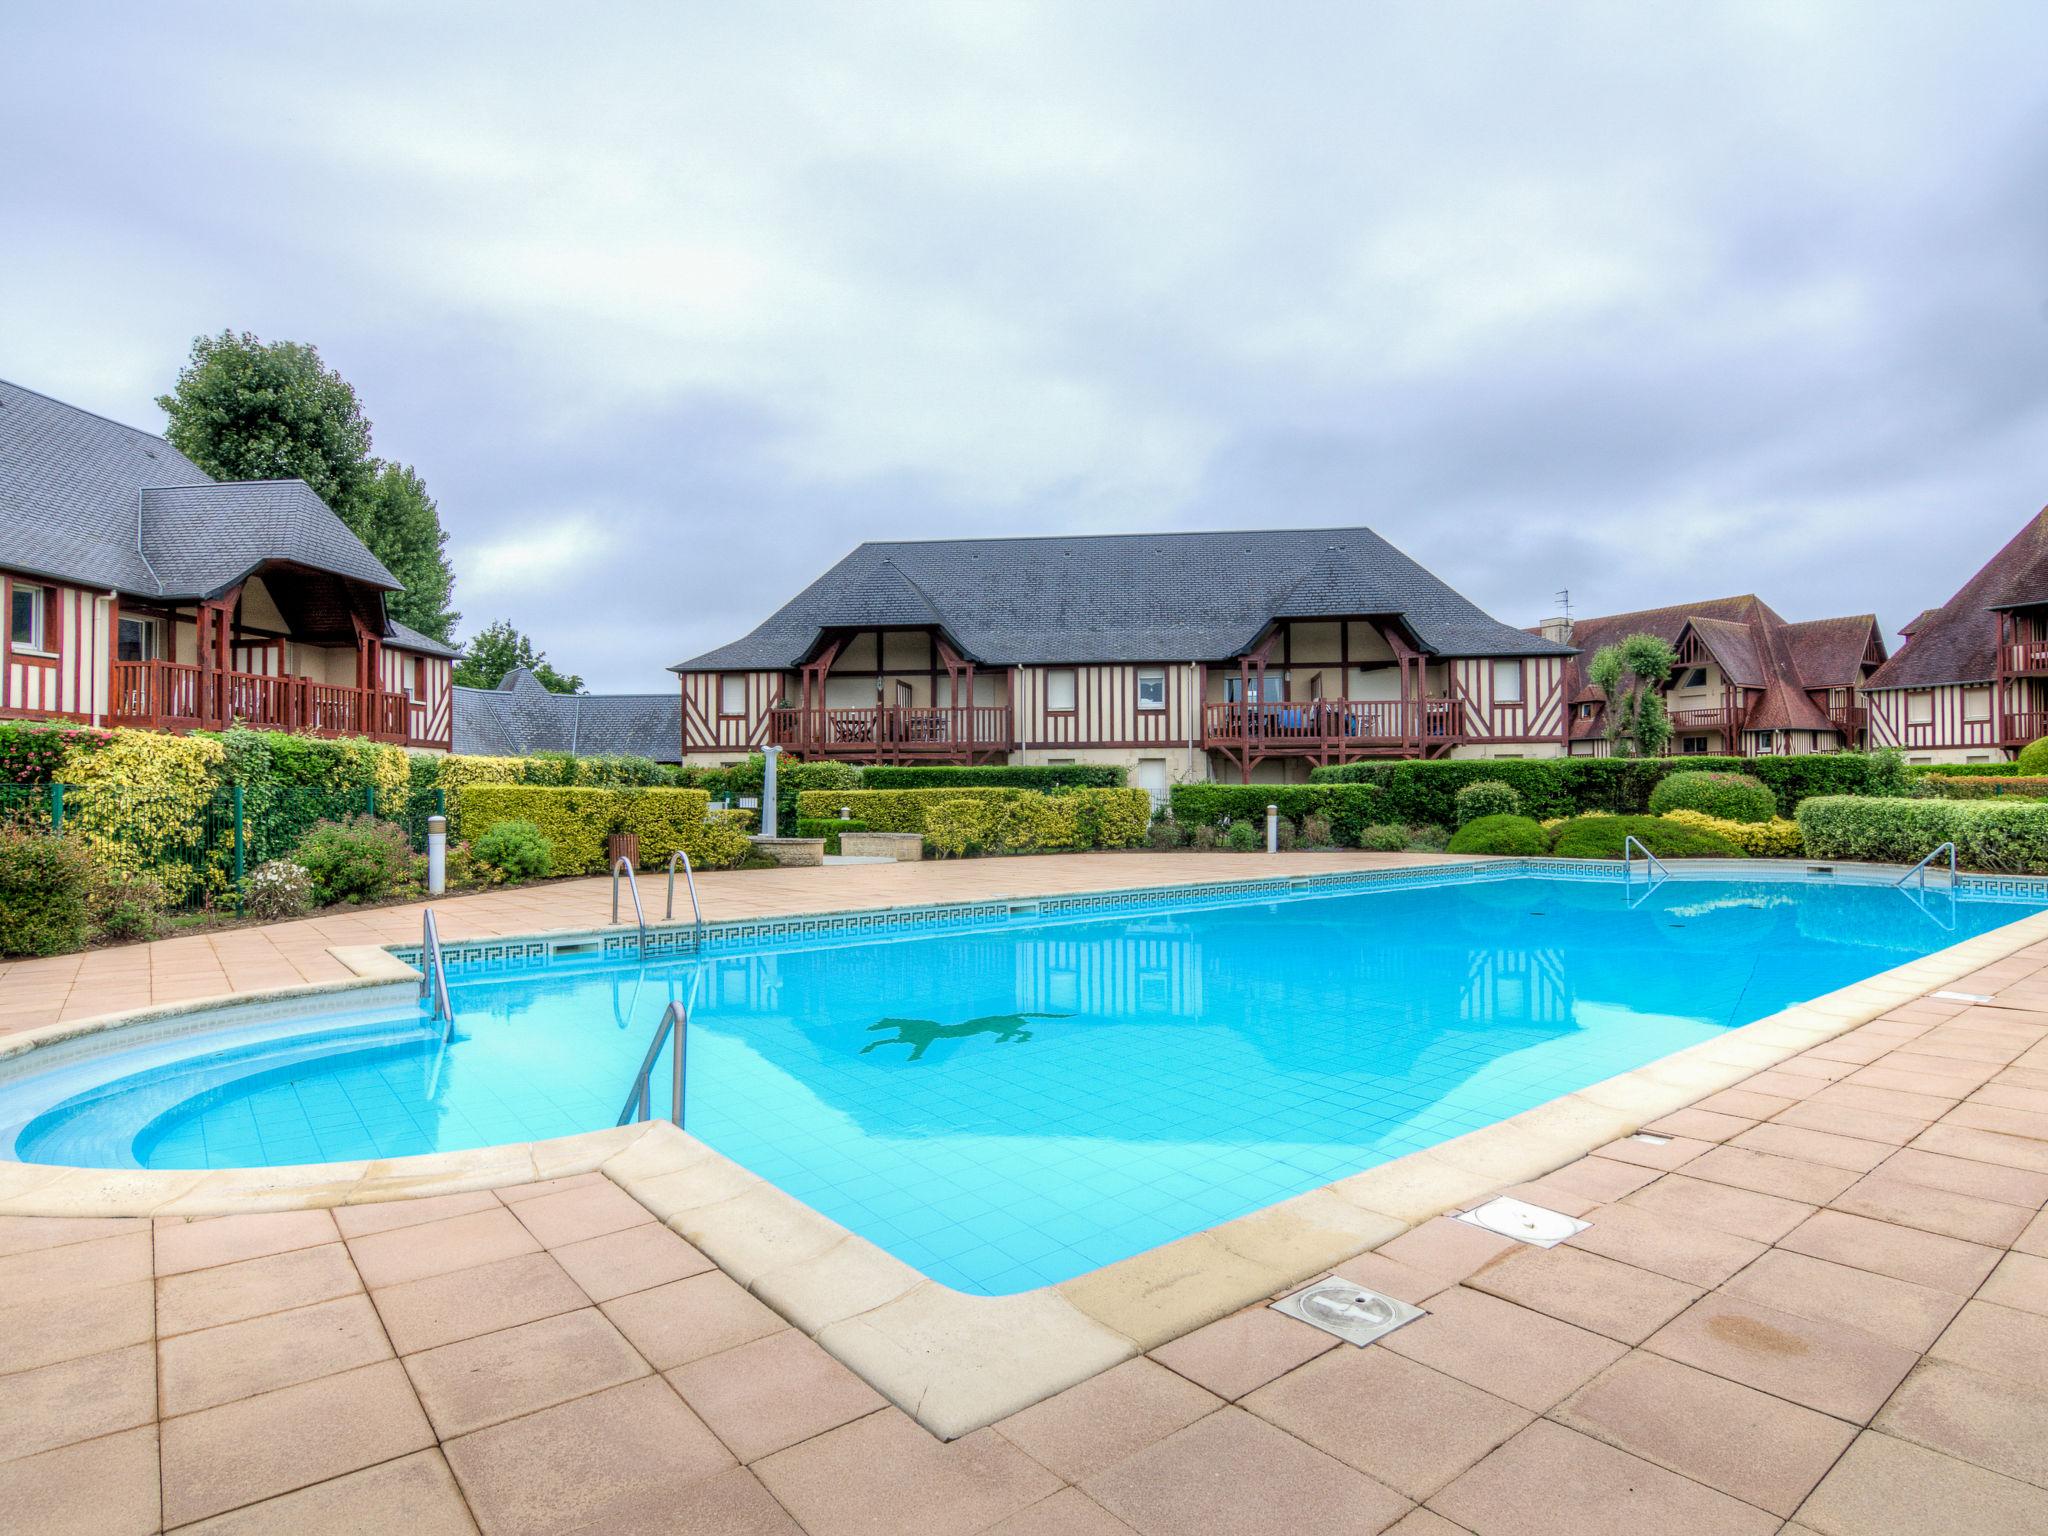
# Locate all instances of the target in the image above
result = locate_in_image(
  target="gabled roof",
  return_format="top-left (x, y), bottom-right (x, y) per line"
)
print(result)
top-left (672, 528), bottom-right (1570, 671)
top-left (453, 668), bottom-right (681, 762)
top-left (1866, 508), bottom-right (2048, 691)
top-left (0, 377), bottom-right (397, 599)
top-left (385, 619), bottom-right (461, 660)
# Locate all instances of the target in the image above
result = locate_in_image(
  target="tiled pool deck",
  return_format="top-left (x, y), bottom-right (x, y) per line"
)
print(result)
top-left (3, 853), bottom-right (2048, 1531)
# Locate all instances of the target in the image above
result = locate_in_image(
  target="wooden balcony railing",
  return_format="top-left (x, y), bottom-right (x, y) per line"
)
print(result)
top-left (2005, 642), bottom-right (2048, 678)
top-left (1667, 706), bottom-right (1747, 732)
top-left (1202, 698), bottom-right (1460, 748)
top-left (111, 660), bottom-right (415, 744)
top-left (1827, 705), bottom-right (1868, 737)
top-left (2003, 711), bottom-right (2048, 747)
top-left (768, 705), bottom-right (1014, 761)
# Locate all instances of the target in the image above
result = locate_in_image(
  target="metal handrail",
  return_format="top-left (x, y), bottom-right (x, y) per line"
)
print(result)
top-left (1897, 841), bottom-right (1958, 889)
top-left (1622, 836), bottom-right (1669, 905)
top-left (611, 856), bottom-right (647, 956)
top-left (616, 998), bottom-right (688, 1127)
top-left (666, 849), bottom-right (703, 943)
top-left (420, 907), bottom-right (452, 1027)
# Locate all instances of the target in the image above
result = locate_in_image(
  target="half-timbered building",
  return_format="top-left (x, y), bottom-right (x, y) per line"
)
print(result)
top-left (0, 379), bottom-right (456, 748)
top-left (1552, 596), bottom-right (1886, 758)
top-left (1862, 506), bottom-right (2048, 763)
top-left (671, 528), bottom-right (1573, 786)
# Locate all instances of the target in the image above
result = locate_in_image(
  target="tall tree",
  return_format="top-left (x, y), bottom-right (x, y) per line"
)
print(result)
top-left (157, 331), bottom-right (459, 639)
top-left (354, 461), bottom-right (460, 641)
top-left (452, 620), bottom-right (584, 694)
top-left (1588, 633), bottom-right (1677, 757)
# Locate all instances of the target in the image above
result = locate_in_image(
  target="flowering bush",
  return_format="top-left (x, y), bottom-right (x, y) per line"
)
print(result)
top-left (296, 816), bottom-right (417, 905)
top-left (243, 860), bottom-right (315, 921)
top-left (0, 721), bottom-right (112, 785)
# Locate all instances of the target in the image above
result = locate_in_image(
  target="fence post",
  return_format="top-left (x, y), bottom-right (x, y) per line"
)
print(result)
top-left (50, 783), bottom-right (64, 834)
top-left (366, 785), bottom-right (377, 819)
top-left (232, 785), bottom-right (246, 910)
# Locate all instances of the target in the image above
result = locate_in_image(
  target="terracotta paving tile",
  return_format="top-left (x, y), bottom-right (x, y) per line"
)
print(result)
top-left (0, 1342), bottom-right (155, 1462)
top-left (1738, 1069), bottom-right (1830, 1101)
top-left (170, 1448), bottom-right (479, 1534)
top-left (1487, 1178), bottom-right (1598, 1218)
top-left (0, 1278), bottom-right (153, 1374)
top-left (1947, 1098), bottom-right (2048, 1142)
top-left (1772, 1055), bottom-right (1858, 1083)
top-left (995, 1356), bottom-right (1220, 1484)
top-left (1876, 1145), bottom-right (2048, 1207)
top-left (1828, 1172), bottom-right (2033, 1247)
top-left (443, 1376), bottom-right (737, 1536)
top-left (1384, 1512), bottom-right (1472, 1536)
top-left (981, 1487), bottom-right (1140, 1536)
top-left (1331, 1249), bottom-right (1459, 1305)
top-left (1642, 1107), bottom-right (1755, 1143)
top-left (601, 1271), bottom-right (787, 1370)
top-left (2013, 1208), bottom-right (2048, 1259)
top-left (1802, 1036), bottom-right (1894, 1066)
top-left (504, 1180), bottom-right (656, 1248)
top-left (1794, 1430), bottom-right (2048, 1536)
top-left (0, 1229), bottom-right (152, 1302)
top-left (330, 1189), bottom-right (501, 1238)
top-left (1972, 1080), bottom-right (2048, 1114)
top-left (1376, 1285), bottom-right (1627, 1413)
top-left (346, 1206), bottom-right (541, 1289)
top-left (757, 1405), bottom-right (1061, 1536)
top-left (669, 1327), bottom-right (890, 1464)
top-left (550, 1221), bottom-right (714, 1302)
top-left (1462, 1241), bottom-right (1700, 1344)
top-left (1374, 1215), bottom-right (1520, 1282)
top-left (405, 1306), bottom-right (650, 1437)
top-left (0, 1424), bottom-right (159, 1536)
top-left (154, 1209), bottom-right (338, 1276)
top-left (1245, 1345), bottom-right (1532, 1501)
top-left (1976, 1250), bottom-right (2048, 1318)
top-left (1083, 1406), bottom-right (1411, 1536)
top-left (1771, 1101), bottom-right (1930, 1147)
top-left (154, 1241), bottom-right (360, 1338)
top-left (1875, 1358), bottom-right (2048, 1490)
top-left (1536, 1154), bottom-right (1661, 1202)
top-left (1809, 1081), bottom-right (1960, 1121)
top-left (1563, 1202), bottom-right (1766, 1289)
top-left (1718, 1249), bottom-right (1964, 1354)
top-left (563, 1463), bottom-right (805, 1535)
top-left (492, 1171), bottom-right (610, 1205)
top-left (0, 1213), bottom-right (148, 1258)
top-left (1430, 1418), bottom-right (1778, 1536)
top-left (1587, 1133), bottom-right (1712, 1171)
top-left (1679, 1144), bottom-right (1861, 1204)
top-left (1778, 1209), bottom-right (2002, 1294)
top-left (1695, 1087), bottom-right (1801, 1120)
top-left (1148, 1301), bottom-right (1338, 1400)
top-left (371, 1250), bottom-right (588, 1355)
top-left (1556, 1350), bottom-right (1854, 1518)
top-left (1621, 1172), bottom-right (1816, 1244)
top-left (1644, 1292), bottom-right (1918, 1422)
top-left (1926, 1300), bottom-right (2048, 1388)
top-left (160, 1293), bottom-right (393, 1415)
top-left (159, 1358), bottom-right (436, 1527)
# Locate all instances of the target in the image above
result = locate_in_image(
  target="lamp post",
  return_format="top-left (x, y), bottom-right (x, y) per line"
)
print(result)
top-left (760, 745), bottom-right (782, 840)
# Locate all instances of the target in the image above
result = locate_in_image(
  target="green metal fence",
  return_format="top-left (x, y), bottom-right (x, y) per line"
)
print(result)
top-left (1, 783), bottom-right (446, 913)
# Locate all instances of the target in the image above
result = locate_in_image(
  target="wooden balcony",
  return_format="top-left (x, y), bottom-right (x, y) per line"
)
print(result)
top-left (1827, 704), bottom-right (1868, 739)
top-left (1667, 705), bottom-right (1747, 733)
top-left (1202, 698), bottom-right (1461, 759)
top-left (2005, 642), bottom-right (2048, 678)
top-left (2002, 711), bottom-right (2048, 748)
top-left (112, 660), bottom-right (414, 744)
top-left (768, 705), bottom-right (1014, 763)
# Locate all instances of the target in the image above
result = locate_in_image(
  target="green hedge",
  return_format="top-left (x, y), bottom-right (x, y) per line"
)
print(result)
top-left (795, 817), bottom-right (867, 854)
top-left (456, 785), bottom-right (750, 873)
top-left (1647, 771), bottom-right (1776, 824)
top-left (1913, 762), bottom-right (2019, 778)
top-left (794, 787), bottom-right (1023, 834)
top-left (1550, 814), bottom-right (1744, 859)
top-left (1447, 814), bottom-right (1548, 855)
top-left (1797, 795), bottom-right (2048, 872)
top-left (856, 764), bottom-right (1126, 789)
top-left (1917, 776), bottom-right (2048, 800)
top-left (1167, 784), bottom-right (1386, 847)
top-left (0, 826), bottom-right (92, 956)
top-left (923, 788), bottom-right (1151, 857)
top-left (1308, 751), bottom-right (1908, 825)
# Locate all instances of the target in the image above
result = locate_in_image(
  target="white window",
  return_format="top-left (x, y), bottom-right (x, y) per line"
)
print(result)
top-left (117, 615), bottom-right (160, 662)
top-left (1963, 687), bottom-right (1992, 722)
top-left (1136, 668), bottom-right (1167, 712)
top-left (1046, 669), bottom-right (1078, 712)
top-left (1577, 703), bottom-right (1596, 719)
top-left (1906, 692), bottom-right (1934, 726)
top-left (1225, 672), bottom-right (1285, 704)
top-left (719, 674), bottom-right (747, 716)
top-left (9, 582), bottom-right (49, 652)
top-left (1492, 660), bottom-right (1523, 703)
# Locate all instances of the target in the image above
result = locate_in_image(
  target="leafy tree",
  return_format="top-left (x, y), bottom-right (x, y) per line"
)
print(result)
top-left (355, 462), bottom-right (459, 641)
top-left (158, 331), bottom-right (458, 640)
top-left (1588, 633), bottom-right (1677, 757)
top-left (452, 621), bottom-right (583, 694)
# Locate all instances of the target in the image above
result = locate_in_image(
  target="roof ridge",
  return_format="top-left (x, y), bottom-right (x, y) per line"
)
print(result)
top-left (851, 525), bottom-right (1386, 552)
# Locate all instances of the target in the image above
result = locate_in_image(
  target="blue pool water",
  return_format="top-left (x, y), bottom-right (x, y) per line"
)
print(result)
top-left (2, 873), bottom-right (2031, 1294)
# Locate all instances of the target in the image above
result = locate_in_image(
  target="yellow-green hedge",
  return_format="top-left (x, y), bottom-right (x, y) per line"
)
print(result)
top-left (793, 787), bottom-right (1023, 834)
top-left (1661, 809), bottom-right (1804, 856)
top-left (456, 785), bottom-right (749, 873)
top-left (62, 729), bottom-right (227, 903)
top-left (924, 788), bottom-right (1152, 857)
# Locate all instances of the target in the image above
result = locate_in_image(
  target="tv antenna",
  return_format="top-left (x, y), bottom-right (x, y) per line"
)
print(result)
top-left (1554, 588), bottom-right (1572, 622)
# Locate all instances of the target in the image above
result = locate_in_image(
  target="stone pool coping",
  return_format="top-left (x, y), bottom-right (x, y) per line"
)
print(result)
top-left (2, 857), bottom-right (2045, 1438)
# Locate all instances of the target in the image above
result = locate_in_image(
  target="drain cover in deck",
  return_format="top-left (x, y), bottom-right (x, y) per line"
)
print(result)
top-left (1270, 1278), bottom-right (1425, 1347)
top-left (1454, 1196), bottom-right (1588, 1248)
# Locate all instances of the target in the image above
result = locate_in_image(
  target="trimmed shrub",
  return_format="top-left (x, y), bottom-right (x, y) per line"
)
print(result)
top-left (1145, 817), bottom-right (1188, 850)
top-left (296, 816), bottom-right (417, 904)
top-left (88, 865), bottom-right (166, 942)
top-left (1454, 780), bottom-right (1522, 826)
top-left (1167, 784), bottom-right (1385, 846)
top-left (456, 785), bottom-right (743, 873)
top-left (472, 820), bottom-right (553, 884)
top-left (1069, 788), bottom-right (1151, 849)
top-left (0, 828), bottom-right (92, 956)
top-left (1550, 814), bottom-right (1743, 860)
top-left (1297, 814), bottom-right (1336, 849)
top-left (1797, 795), bottom-right (2048, 873)
top-left (920, 789), bottom-right (1150, 858)
top-left (1915, 761), bottom-right (2021, 777)
top-left (1447, 814), bottom-right (1549, 855)
top-left (1660, 809), bottom-right (1804, 856)
top-left (1917, 776), bottom-right (2048, 801)
top-left (1404, 823), bottom-right (1451, 852)
top-left (796, 817), bottom-right (868, 854)
top-left (856, 764), bottom-right (1125, 789)
top-left (1355, 823), bottom-right (1411, 852)
top-left (795, 787), bottom-right (1022, 835)
top-left (1223, 819), bottom-right (1261, 851)
top-left (2016, 738), bottom-right (2048, 776)
top-left (1648, 770), bottom-right (1776, 824)
top-left (243, 859), bottom-right (314, 921)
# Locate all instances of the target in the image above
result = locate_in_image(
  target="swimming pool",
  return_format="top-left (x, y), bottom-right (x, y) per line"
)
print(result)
top-left (1, 868), bottom-right (2032, 1294)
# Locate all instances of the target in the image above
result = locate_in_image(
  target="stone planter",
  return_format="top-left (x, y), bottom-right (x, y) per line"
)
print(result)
top-left (750, 837), bottom-right (826, 868)
top-left (840, 832), bottom-right (925, 862)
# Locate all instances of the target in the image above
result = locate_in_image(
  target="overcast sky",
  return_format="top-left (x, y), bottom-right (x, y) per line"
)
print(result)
top-left (6, 3), bottom-right (2047, 690)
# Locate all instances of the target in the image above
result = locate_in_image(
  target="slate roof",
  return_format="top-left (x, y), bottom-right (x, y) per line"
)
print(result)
top-left (453, 669), bottom-right (681, 762)
top-left (0, 377), bottom-right (398, 599)
top-left (672, 528), bottom-right (1570, 671)
top-left (385, 620), bottom-right (462, 660)
top-left (1865, 507), bottom-right (2048, 690)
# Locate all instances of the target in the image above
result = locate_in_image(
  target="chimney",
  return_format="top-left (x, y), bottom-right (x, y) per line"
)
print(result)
top-left (1538, 616), bottom-right (1573, 645)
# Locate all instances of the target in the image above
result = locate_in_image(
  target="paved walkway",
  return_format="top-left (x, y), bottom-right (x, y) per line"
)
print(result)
top-left (3, 936), bottom-right (2048, 1529)
top-left (0, 850), bottom-right (1451, 1039)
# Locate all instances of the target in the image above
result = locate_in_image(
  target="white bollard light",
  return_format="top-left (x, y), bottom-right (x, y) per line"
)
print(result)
top-left (427, 814), bottom-right (447, 895)
top-left (760, 745), bottom-right (781, 839)
top-left (1267, 803), bottom-right (1279, 854)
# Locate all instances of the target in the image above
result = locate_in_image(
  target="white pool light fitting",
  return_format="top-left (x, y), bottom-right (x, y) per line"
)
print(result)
top-left (1454, 1196), bottom-right (1589, 1248)
top-left (1271, 1278), bottom-right (1425, 1346)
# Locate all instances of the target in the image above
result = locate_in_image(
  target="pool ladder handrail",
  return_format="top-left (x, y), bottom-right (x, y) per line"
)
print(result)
top-left (617, 997), bottom-right (688, 1127)
top-left (1896, 841), bottom-right (1957, 890)
top-left (1622, 834), bottom-right (1669, 886)
top-left (611, 856), bottom-right (648, 957)
top-left (420, 907), bottom-right (453, 1030)
top-left (666, 850), bottom-right (703, 946)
